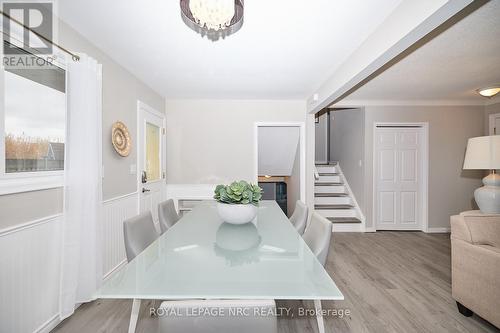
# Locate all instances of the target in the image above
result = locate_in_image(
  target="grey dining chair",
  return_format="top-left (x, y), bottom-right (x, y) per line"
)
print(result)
top-left (302, 212), bottom-right (332, 267)
top-left (289, 200), bottom-right (308, 235)
top-left (158, 299), bottom-right (277, 333)
top-left (123, 211), bottom-right (158, 262)
top-left (158, 199), bottom-right (181, 234)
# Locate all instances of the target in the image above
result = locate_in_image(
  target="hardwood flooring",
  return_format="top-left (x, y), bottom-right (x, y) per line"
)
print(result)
top-left (53, 232), bottom-right (499, 333)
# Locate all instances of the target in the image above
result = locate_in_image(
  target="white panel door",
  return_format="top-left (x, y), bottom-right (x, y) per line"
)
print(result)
top-left (490, 113), bottom-right (500, 135)
top-left (375, 127), bottom-right (424, 230)
top-left (138, 103), bottom-right (166, 227)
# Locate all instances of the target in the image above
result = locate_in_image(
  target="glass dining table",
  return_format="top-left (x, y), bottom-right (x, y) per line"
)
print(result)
top-left (95, 200), bottom-right (344, 333)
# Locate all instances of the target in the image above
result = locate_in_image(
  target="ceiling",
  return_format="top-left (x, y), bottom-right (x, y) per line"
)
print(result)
top-left (343, 0), bottom-right (500, 104)
top-left (258, 127), bottom-right (299, 176)
top-left (58, 0), bottom-right (402, 99)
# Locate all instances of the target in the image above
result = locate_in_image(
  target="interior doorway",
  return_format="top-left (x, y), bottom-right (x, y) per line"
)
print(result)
top-left (254, 123), bottom-right (305, 217)
top-left (489, 112), bottom-right (500, 135)
top-left (137, 101), bottom-right (166, 228)
top-left (373, 123), bottom-right (429, 231)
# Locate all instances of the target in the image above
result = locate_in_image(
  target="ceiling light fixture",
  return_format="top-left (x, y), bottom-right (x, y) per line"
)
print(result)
top-left (180, 0), bottom-right (244, 41)
top-left (477, 86), bottom-right (500, 98)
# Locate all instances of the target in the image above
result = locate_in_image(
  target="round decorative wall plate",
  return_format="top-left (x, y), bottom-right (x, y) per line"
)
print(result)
top-left (111, 121), bottom-right (131, 157)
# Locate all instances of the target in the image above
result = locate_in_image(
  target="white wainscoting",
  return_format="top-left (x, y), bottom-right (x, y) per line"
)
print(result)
top-left (0, 214), bottom-right (62, 333)
top-left (102, 192), bottom-right (139, 278)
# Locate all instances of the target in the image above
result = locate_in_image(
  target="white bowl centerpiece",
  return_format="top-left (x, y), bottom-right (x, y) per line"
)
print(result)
top-left (214, 181), bottom-right (262, 225)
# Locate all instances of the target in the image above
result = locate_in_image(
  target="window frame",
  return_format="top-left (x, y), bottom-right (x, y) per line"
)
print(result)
top-left (0, 41), bottom-right (67, 195)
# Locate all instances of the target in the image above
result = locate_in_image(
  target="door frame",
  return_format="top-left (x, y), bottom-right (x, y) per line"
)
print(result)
top-left (254, 122), bottom-right (306, 204)
top-left (136, 100), bottom-right (166, 211)
top-left (489, 112), bottom-right (500, 135)
top-left (372, 122), bottom-right (429, 232)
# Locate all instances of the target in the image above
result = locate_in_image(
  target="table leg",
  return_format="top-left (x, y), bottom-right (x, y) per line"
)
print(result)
top-left (314, 299), bottom-right (325, 333)
top-left (128, 299), bottom-right (141, 333)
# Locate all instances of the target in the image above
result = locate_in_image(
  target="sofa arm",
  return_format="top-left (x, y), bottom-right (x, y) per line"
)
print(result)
top-left (450, 215), bottom-right (472, 243)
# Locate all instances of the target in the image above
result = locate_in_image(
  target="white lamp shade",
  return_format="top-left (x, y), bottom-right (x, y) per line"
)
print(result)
top-left (463, 135), bottom-right (500, 170)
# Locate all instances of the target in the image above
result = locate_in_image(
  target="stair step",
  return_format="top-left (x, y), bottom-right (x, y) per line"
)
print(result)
top-left (315, 193), bottom-right (348, 197)
top-left (327, 217), bottom-right (362, 224)
top-left (318, 173), bottom-right (338, 176)
top-left (315, 204), bottom-right (354, 210)
top-left (315, 196), bottom-right (352, 205)
top-left (315, 182), bottom-right (343, 186)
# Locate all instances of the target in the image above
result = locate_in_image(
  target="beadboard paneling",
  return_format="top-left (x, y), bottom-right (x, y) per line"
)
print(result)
top-left (0, 215), bottom-right (62, 333)
top-left (102, 192), bottom-right (139, 277)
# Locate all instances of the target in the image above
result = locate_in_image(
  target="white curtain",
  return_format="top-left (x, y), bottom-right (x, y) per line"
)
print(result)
top-left (59, 54), bottom-right (103, 319)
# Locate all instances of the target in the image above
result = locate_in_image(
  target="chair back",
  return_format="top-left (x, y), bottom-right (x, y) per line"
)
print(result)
top-left (289, 200), bottom-right (308, 235)
top-left (159, 299), bottom-right (277, 333)
top-left (302, 212), bottom-right (332, 267)
top-left (158, 199), bottom-right (180, 234)
top-left (123, 211), bottom-right (158, 262)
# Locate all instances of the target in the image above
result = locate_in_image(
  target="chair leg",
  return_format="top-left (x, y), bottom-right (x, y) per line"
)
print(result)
top-left (456, 302), bottom-right (473, 317)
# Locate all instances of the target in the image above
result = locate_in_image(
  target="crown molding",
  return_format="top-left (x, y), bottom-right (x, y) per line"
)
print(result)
top-left (330, 99), bottom-right (488, 108)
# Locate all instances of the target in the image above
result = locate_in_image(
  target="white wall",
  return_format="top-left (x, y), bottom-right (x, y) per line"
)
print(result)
top-left (330, 108), bottom-right (365, 210)
top-left (363, 105), bottom-right (484, 230)
top-left (164, 99), bottom-right (306, 184)
top-left (258, 126), bottom-right (300, 176)
top-left (314, 113), bottom-right (328, 163)
top-left (287, 142), bottom-right (301, 217)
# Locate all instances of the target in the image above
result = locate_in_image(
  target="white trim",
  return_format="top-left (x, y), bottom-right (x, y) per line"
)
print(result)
top-left (0, 213), bottom-right (62, 237)
top-left (0, 174), bottom-right (63, 195)
top-left (34, 314), bottom-right (60, 333)
top-left (372, 122), bottom-right (429, 232)
top-left (102, 191), bottom-right (139, 204)
top-left (331, 99), bottom-right (487, 108)
top-left (331, 223), bottom-right (365, 233)
top-left (426, 227), bottom-right (451, 233)
top-left (489, 112), bottom-right (500, 135)
top-left (103, 259), bottom-right (127, 281)
top-left (254, 122), bottom-right (306, 204)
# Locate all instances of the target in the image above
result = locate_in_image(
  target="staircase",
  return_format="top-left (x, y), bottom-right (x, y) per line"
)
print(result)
top-left (315, 162), bottom-right (364, 231)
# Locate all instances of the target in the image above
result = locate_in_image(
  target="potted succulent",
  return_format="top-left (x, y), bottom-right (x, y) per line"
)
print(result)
top-left (213, 181), bottom-right (263, 224)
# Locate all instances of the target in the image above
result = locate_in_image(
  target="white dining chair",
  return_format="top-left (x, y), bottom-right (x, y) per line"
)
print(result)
top-left (289, 200), bottom-right (308, 235)
top-left (302, 212), bottom-right (332, 267)
top-left (158, 199), bottom-right (181, 234)
top-left (123, 211), bottom-right (158, 262)
top-left (158, 299), bottom-right (277, 333)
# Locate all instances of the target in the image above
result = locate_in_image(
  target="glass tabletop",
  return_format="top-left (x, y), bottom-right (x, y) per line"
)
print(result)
top-left (96, 200), bottom-right (344, 300)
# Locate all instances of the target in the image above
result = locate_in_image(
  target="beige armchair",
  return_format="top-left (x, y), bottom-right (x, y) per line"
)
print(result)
top-left (450, 211), bottom-right (500, 328)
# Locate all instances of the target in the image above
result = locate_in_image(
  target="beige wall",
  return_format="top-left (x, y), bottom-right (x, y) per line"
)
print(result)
top-left (364, 105), bottom-right (485, 230)
top-left (0, 21), bottom-right (165, 229)
top-left (330, 108), bottom-right (365, 210)
top-left (0, 188), bottom-right (63, 230)
top-left (164, 99), bottom-right (306, 184)
top-left (60, 21), bottom-right (165, 200)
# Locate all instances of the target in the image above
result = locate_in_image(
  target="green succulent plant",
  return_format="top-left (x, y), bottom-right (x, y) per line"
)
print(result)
top-left (214, 181), bottom-right (262, 205)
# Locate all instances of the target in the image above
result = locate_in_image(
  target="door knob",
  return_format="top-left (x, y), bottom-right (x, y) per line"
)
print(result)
top-left (142, 188), bottom-right (151, 193)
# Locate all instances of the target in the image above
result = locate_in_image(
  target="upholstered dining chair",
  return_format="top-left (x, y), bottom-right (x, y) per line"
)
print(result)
top-left (158, 299), bottom-right (277, 333)
top-left (302, 212), bottom-right (332, 267)
top-left (158, 199), bottom-right (181, 234)
top-left (123, 211), bottom-right (158, 262)
top-left (289, 200), bottom-right (309, 235)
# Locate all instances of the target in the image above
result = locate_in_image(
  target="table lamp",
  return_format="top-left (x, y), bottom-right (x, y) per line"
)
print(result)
top-left (463, 135), bottom-right (500, 214)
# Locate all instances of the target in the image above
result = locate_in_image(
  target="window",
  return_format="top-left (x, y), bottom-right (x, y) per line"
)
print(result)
top-left (4, 70), bottom-right (66, 172)
top-left (1, 42), bottom-right (66, 193)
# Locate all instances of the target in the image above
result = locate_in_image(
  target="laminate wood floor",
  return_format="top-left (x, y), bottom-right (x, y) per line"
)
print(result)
top-left (53, 232), bottom-right (500, 333)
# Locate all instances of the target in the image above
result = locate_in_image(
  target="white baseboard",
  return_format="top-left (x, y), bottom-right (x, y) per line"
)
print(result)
top-left (426, 227), bottom-right (451, 233)
top-left (331, 223), bottom-right (365, 232)
top-left (364, 227), bottom-right (376, 233)
top-left (35, 314), bottom-right (60, 333)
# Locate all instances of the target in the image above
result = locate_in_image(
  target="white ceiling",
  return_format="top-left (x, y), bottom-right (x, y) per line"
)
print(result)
top-left (258, 127), bottom-right (299, 176)
top-left (58, 0), bottom-right (402, 99)
top-left (343, 1), bottom-right (500, 104)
